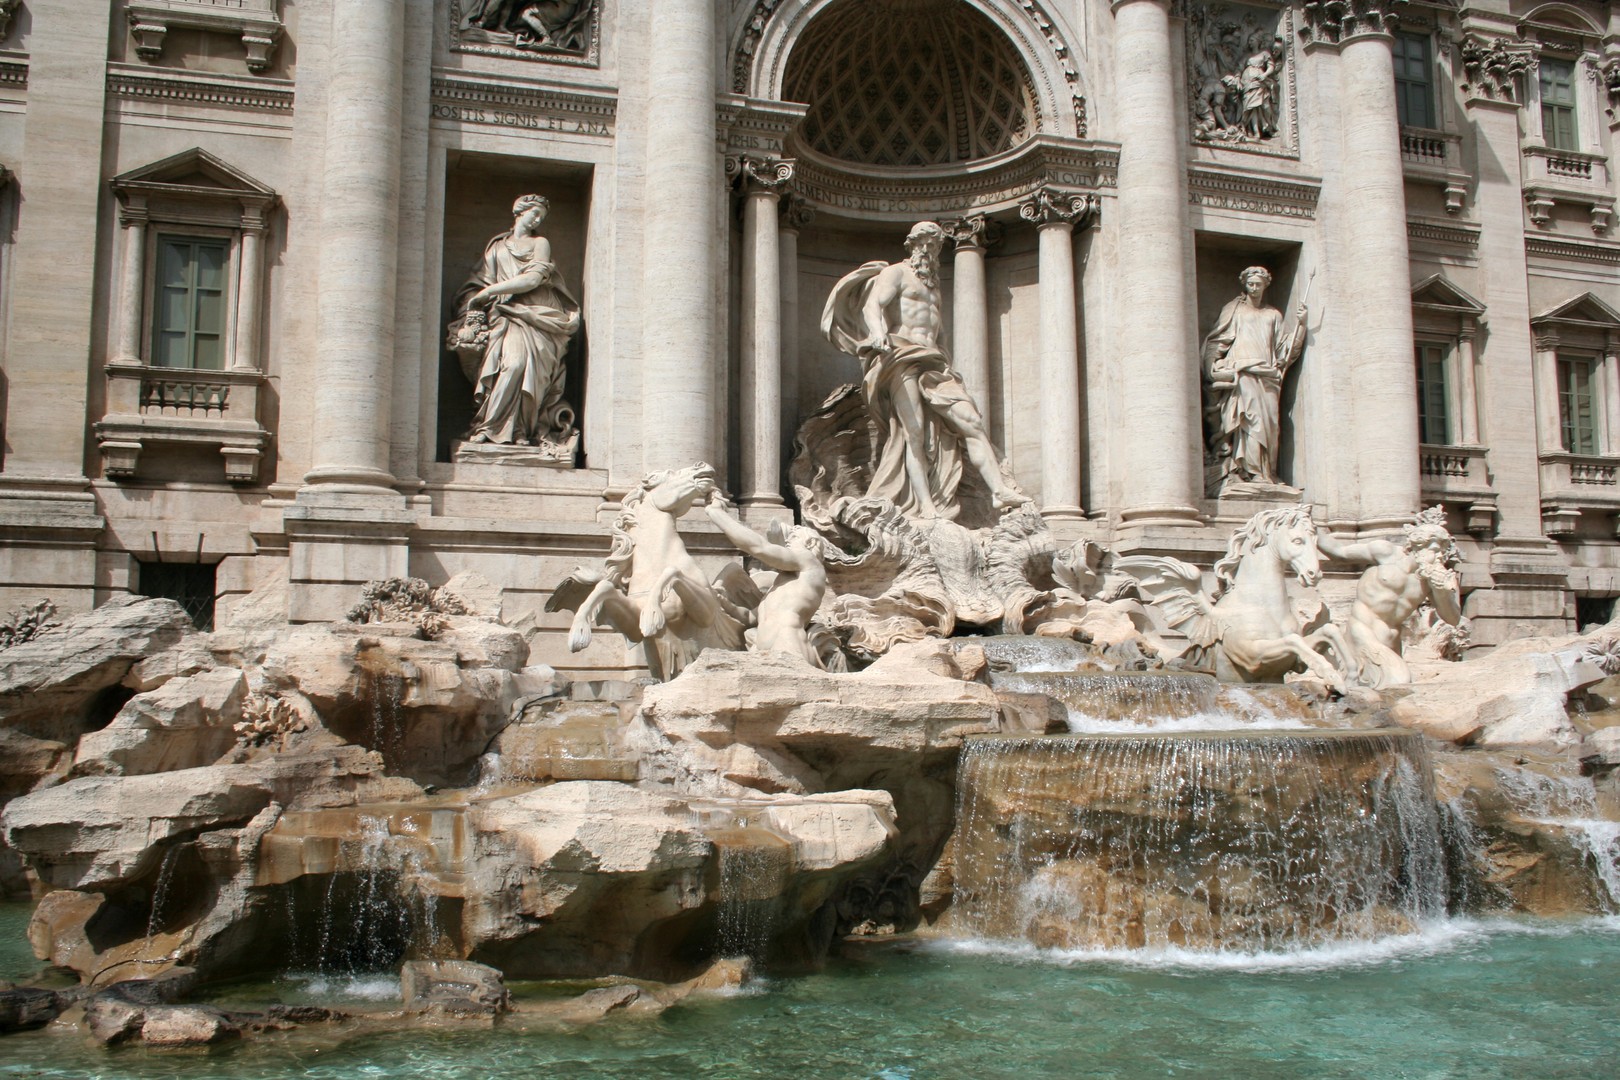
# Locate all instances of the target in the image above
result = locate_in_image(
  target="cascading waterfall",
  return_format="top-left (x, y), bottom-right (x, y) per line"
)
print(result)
top-left (949, 730), bottom-right (1449, 951)
top-left (300, 814), bottom-right (448, 975)
top-left (711, 828), bottom-right (791, 962)
top-left (988, 670), bottom-right (1219, 729)
top-left (1494, 766), bottom-right (1620, 909)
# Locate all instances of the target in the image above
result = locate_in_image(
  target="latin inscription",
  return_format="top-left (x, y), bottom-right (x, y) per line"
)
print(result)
top-left (431, 102), bottom-right (610, 137)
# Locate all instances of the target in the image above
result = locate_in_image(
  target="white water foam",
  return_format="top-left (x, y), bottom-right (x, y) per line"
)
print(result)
top-left (287, 972), bottom-right (402, 1001)
top-left (929, 916), bottom-right (1620, 974)
top-left (1063, 709), bottom-right (1313, 733)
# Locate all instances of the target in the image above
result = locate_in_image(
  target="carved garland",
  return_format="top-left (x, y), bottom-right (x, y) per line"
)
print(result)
top-left (731, 0), bottom-right (1089, 137)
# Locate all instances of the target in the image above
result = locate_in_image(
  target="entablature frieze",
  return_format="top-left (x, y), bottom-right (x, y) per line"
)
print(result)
top-left (429, 72), bottom-right (616, 138)
top-left (1525, 235), bottom-right (1620, 265)
top-left (785, 134), bottom-right (1115, 221)
top-left (1408, 215), bottom-right (1482, 250)
top-left (1186, 167), bottom-right (1320, 219)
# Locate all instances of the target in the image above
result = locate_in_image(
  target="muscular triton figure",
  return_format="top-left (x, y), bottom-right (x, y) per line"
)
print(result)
top-left (822, 221), bottom-right (1030, 520)
top-left (1316, 507), bottom-right (1466, 689)
top-left (704, 493), bottom-right (829, 668)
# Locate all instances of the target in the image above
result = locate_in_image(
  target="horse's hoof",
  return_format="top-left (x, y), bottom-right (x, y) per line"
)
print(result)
top-left (567, 625), bottom-right (592, 652)
top-left (640, 609), bottom-right (666, 639)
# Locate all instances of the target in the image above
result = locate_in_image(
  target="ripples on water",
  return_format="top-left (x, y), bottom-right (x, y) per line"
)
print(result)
top-left (1, 913), bottom-right (1617, 1080)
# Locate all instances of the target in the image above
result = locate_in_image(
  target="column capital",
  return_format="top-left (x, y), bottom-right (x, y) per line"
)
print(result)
top-left (726, 154), bottom-right (795, 198)
top-left (1298, 0), bottom-right (1407, 49)
top-left (1110, 0), bottom-right (1172, 16)
top-left (779, 192), bottom-right (815, 232)
top-left (1534, 332), bottom-right (1561, 352)
top-left (1018, 188), bottom-right (1098, 228)
top-left (942, 213), bottom-right (1001, 253)
top-left (1459, 36), bottom-right (1531, 107)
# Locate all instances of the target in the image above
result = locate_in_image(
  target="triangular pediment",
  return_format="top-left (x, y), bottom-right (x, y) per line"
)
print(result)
top-left (112, 147), bottom-right (276, 199)
top-left (1532, 292), bottom-right (1620, 329)
top-left (1411, 274), bottom-right (1486, 315)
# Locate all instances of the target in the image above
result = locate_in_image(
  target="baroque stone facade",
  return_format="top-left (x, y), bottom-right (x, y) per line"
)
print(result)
top-left (2, 0), bottom-right (1620, 671)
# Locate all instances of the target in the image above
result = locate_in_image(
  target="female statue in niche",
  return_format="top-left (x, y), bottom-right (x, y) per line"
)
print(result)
top-left (1201, 265), bottom-right (1306, 493)
top-left (446, 194), bottom-right (582, 455)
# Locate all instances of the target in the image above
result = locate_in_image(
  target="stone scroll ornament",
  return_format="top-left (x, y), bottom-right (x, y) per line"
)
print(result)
top-left (445, 194), bottom-right (582, 463)
top-left (1113, 503), bottom-right (1355, 691)
top-left (456, 0), bottom-right (595, 56)
top-left (1187, 3), bottom-right (1288, 146)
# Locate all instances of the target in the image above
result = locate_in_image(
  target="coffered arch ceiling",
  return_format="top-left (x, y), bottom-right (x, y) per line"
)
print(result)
top-left (781, 0), bottom-right (1040, 168)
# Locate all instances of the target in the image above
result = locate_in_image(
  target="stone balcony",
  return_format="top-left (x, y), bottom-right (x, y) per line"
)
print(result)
top-left (1400, 128), bottom-right (1470, 215)
top-left (1419, 444), bottom-right (1497, 536)
top-left (94, 365), bottom-right (271, 484)
top-left (127, 0), bottom-right (283, 74)
top-left (1521, 145), bottom-right (1616, 233)
top-left (1538, 450), bottom-right (1620, 536)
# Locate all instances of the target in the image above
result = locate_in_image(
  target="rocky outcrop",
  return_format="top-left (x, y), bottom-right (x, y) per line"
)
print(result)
top-left (400, 959), bottom-right (509, 1018)
top-left (0, 597), bottom-right (197, 744)
top-left (257, 621), bottom-right (553, 787)
top-left (1392, 635), bottom-right (1611, 749)
top-left (72, 668), bottom-right (247, 777)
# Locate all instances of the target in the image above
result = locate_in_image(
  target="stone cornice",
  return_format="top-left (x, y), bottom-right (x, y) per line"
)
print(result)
top-left (106, 64), bottom-right (293, 112)
top-left (1407, 216), bottom-right (1482, 247)
top-left (789, 134), bottom-right (1115, 221)
top-left (1525, 235), bottom-right (1620, 265)
top-left (1186, 168), bottom-right (1320, 219)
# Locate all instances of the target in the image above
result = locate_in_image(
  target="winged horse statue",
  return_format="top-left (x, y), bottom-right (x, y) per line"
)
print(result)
top-left (1113, 504), bottom-right (1353, 691)
top-left (545, 462), bottom-right (756, 680)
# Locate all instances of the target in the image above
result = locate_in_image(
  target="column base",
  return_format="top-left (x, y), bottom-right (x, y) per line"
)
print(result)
top-left (301, 464), bottom-right (400, 491)
top-left (1040, 504), bottom-right (1086, 523)
top-left (283, 491), bottom-right (415, 623)
top-left (737, 495), bottom-right (792, 529)
top-left (1118, 503), bottom-right (1203, 527)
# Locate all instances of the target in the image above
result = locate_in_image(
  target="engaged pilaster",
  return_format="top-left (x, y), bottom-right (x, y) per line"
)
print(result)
top-left (779, 194), bottom-right (814, 482)
top-left (730, 155), bottom-right (794, 516)
top-left (943, 214), bottom-right (997, 418)
top-left (643, 0), bottom-right (720, 470)
top-left (1111, 0), bottom-right (1200, 524)
top-left (1018, 190), bottom-right (1095, 519)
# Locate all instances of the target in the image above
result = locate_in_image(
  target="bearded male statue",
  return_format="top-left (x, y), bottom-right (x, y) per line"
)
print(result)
top-left (821, 221), bottom-right (1029, 521)
top-left (1316, 506), bottom-right (1466, 689)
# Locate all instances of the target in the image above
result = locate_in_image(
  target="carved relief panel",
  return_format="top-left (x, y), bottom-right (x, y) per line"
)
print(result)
top-left (449, 0), bottom-right (599, 66)
top-left (1185, 2), bottom-right (1296, 156)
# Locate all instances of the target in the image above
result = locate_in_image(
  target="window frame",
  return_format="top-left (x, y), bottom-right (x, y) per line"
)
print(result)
top-left (1415, 339), bottom-right (1452, 445)
top-left (1538, 55), bottom-right (1580, 151)
top-left (1557, 350), bottom-right (1600, 455)
top-left (149, 232), bottom-right (235, 372)
top-left (1393, 30), bottom-right (1436, 130)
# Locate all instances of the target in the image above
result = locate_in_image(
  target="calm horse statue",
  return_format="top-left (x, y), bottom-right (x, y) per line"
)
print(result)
top-left (1114, 505), bottom-right (1352, 690)
top-left (546, 462), bottom-right (752, 680)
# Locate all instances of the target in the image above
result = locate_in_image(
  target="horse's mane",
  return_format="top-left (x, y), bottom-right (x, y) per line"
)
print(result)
top-left (1212, 505), bottom-right (1315, 597)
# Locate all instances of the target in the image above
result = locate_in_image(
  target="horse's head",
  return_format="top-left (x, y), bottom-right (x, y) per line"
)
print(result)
top-left (1214, 504), bottom-right (1321, 595)
top-left (1274, 511), bottom-right (1322, 587)
top-left (641, 461), bottom-right (720, 514)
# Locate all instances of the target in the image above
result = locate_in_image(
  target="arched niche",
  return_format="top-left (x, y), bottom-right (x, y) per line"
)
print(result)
top-left (731, 0), bottom-right (1089, 141)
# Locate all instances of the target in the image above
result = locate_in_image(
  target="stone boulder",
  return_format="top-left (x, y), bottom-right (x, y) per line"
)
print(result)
top-left (2, 765), bottom-right (273, 891)
top-left (0, 596), bottom-right (195, 743)
top-left (257, 621), bottom-right (551, 786)
top-left (84, 983), bottom-right (238, 1047)
top-left (636, 643), bottom-right (999, 878)
top-left (0, 986), bottom-right (65, 1033)
top-left (72, 668), bottom-right (247, 777)
top-left (400, 959), bottom-right (509, 1018)
top-left (1392, 635), bottom-right (1610, 749)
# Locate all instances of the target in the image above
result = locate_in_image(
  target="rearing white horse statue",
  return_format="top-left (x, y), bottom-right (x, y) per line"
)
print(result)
top-left (1114, 505), bottom-right (1352, 690)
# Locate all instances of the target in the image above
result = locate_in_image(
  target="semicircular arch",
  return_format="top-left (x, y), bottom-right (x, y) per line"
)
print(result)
top-left (730, 0), bottom-right (1089, 139)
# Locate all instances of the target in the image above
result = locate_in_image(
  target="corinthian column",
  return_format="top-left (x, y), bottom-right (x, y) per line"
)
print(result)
top-left (1307, 0), bottom-right (1420, 528)
top-left (944, 214), bottom-right (996, 415)
top-left (304, 0), bottom-right (404, 489)
top-left (642, 0), bottom-right (719, 470)
top-left (1019, 190), bottom-right (1094, 518)
top-left (1111, 0), bottom-right (1200, 523)
top-left (731, 155), bottom-right (793, 515)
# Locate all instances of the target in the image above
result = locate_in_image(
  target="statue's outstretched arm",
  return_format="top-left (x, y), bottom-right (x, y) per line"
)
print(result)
top-left (705, 504), bottom-right (801, 571)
